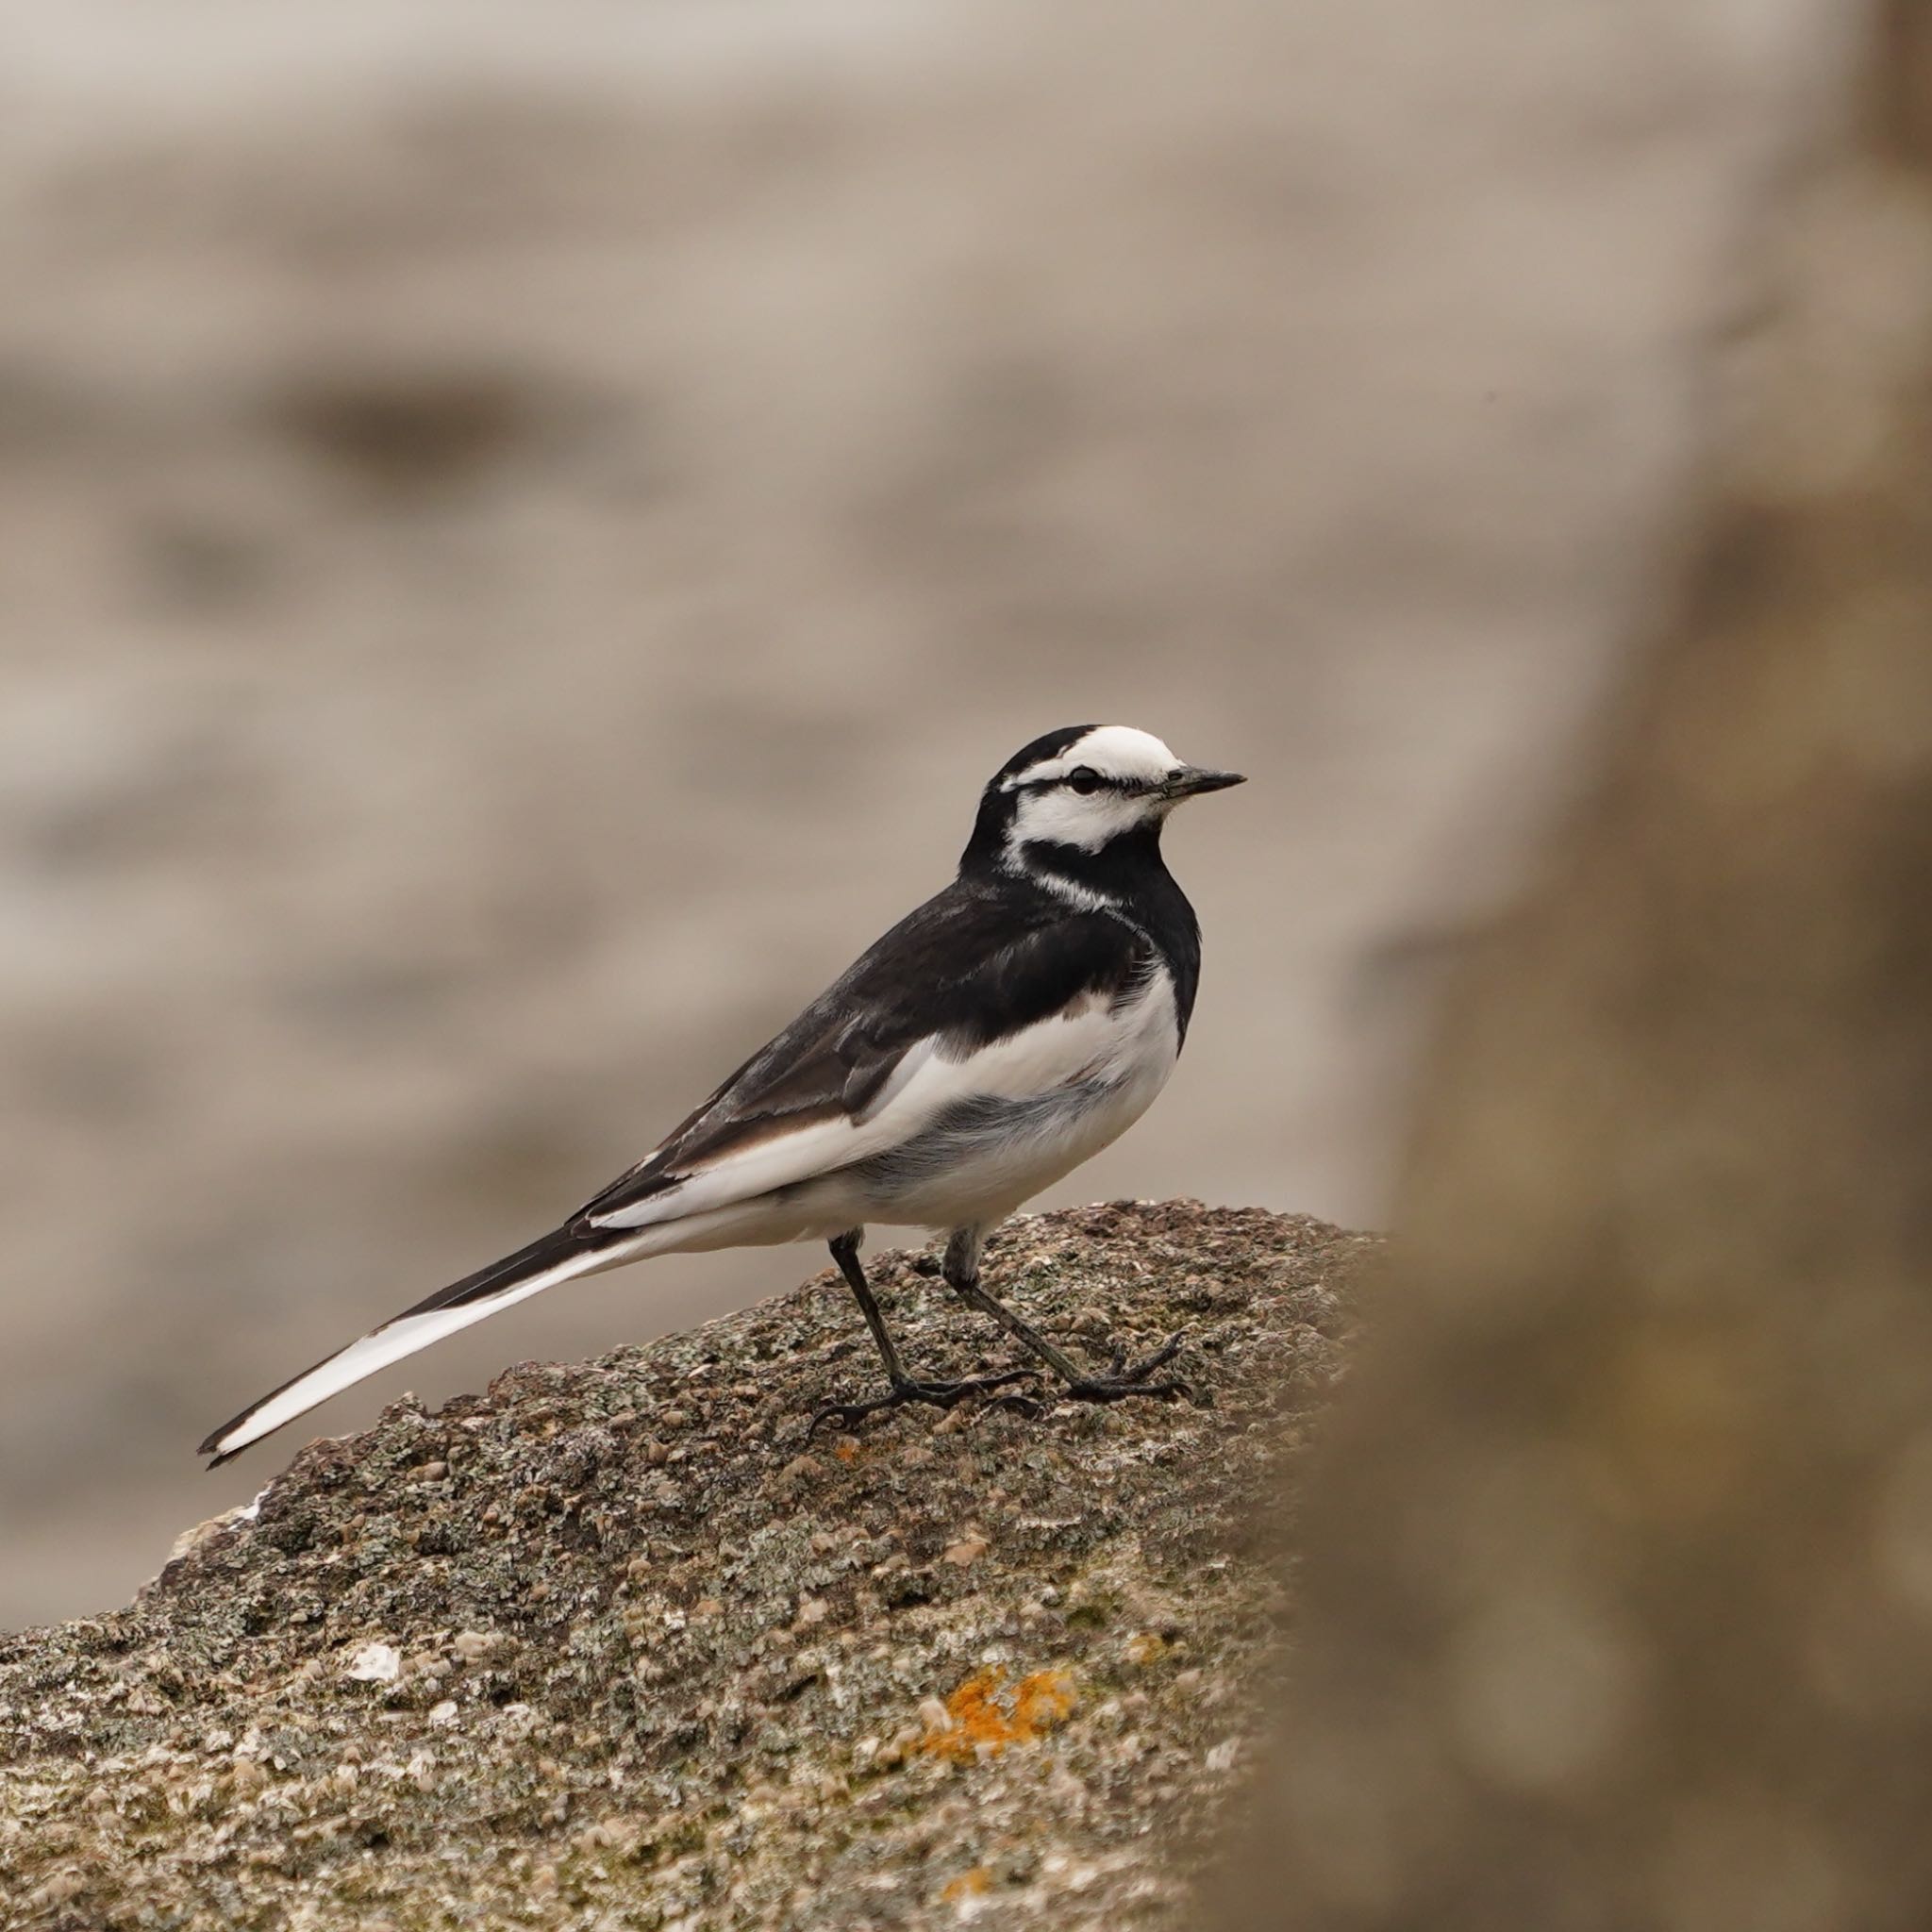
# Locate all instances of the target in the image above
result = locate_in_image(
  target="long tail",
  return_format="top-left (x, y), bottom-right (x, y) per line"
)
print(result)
top-left (197, 1224), bottom-right (641, 1468)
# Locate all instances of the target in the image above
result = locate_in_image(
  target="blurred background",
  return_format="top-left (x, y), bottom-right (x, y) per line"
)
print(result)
top-left (0, 0), bottom-right (1824, 1629)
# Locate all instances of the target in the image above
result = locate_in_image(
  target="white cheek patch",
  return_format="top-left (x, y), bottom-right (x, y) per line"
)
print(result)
top-left (1008, 785), bottom-right (1151, 853)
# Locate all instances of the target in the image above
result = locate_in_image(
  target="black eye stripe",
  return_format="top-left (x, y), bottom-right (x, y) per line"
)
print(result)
top-left (1011, 768), bottom-right (1143, 795)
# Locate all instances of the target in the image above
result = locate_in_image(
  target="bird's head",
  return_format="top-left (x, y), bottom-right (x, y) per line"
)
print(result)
top-left (963, 724), bottom-right (1244, 873)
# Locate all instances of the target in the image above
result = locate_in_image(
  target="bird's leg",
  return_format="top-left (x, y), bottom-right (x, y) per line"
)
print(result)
top-left (941, 1227), bottom-right (1191, 1406)
top-left (828, 1229), bottom-right (916, 1387)
top-left (808, 1230), bottom-right (1038, 1435)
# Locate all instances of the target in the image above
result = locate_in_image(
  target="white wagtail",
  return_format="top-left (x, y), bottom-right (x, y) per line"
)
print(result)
top-left (200, 724), bottom-right (1244, 1465)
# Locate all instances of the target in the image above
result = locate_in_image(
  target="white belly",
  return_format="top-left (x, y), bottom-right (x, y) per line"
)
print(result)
top-left (802, 968), bottom-right (1180, 1235)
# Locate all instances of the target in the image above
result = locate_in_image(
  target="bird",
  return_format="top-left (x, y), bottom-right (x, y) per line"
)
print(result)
top-left (199, 724), bottom-right (1245, 1467)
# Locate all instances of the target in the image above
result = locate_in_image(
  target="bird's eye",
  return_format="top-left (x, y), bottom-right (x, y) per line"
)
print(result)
top-left (1065, 766), bottom-right (1103, 795)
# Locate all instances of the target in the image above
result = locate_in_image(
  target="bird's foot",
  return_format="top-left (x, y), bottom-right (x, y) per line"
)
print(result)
top-left (1056, 1334), bottom-right (1197, 1405)
top-left (807, 1367), bottom-right (1041, 1437)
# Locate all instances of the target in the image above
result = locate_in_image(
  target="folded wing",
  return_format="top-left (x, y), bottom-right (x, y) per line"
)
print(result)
top-left (576, 888), bottom-right (1151, 1230)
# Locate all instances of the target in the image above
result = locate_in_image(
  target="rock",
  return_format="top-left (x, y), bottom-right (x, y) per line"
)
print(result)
top-left (342, 1641), bottom-right (403, 1685)
top-left (0, 1203), bottom-right (1371, 1929)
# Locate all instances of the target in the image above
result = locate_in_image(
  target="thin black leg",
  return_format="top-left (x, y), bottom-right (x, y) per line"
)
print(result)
top-left (941, 1227), bottom-right (1191, 1406)
top-left (809, 1230), bottom-right (1038, 1435)
top-left (829, 1230), bottom-right (914, 1385)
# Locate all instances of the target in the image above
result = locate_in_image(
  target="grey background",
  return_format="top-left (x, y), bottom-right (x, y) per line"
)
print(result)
top-left (0, 0), bottom-right (1822, 1627)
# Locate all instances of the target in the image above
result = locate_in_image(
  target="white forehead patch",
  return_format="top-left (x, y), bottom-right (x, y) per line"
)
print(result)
top-left (1004, 724), bottom-right (1179, 791)
top-left (1002, 724), bottom-right (1186, 855)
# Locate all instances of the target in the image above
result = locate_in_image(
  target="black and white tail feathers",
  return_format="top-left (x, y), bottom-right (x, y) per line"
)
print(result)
top-left (197, 1224), bottom-right (634, 1466)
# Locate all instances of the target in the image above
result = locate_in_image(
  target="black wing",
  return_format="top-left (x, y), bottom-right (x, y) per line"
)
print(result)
top-left (572, 874), bottom-right (1148, 1228)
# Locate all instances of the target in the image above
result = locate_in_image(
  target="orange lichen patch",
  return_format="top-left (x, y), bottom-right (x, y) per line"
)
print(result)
top-left (832, 1438), bottom-right (860, 1464)
top-left (941, 1866), bottom-right (993, 1903)
top-left (917, 1666), bottom-right (1078, 1762)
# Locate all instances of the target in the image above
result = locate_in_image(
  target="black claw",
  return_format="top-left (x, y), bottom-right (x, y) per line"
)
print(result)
top-left (986, 1388), bottom-right (1047, 1421)
top-left (1060, 1377), bottom-right (1191, 1406)
top-left (805, 1367), bottom-right (1040, 1438)
top-left (1056, 1334), bottom-right (1194, 1406)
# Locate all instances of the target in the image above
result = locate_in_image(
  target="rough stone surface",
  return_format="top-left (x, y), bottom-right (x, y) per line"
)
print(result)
top-left (0, 1203), bottom-right (1372, 1930)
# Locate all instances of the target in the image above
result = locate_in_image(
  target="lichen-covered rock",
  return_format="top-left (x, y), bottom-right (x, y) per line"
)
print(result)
top-left (0, 1202), bottom-right (1372, 1930)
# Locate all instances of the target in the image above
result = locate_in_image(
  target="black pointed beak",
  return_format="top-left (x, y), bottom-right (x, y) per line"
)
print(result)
top-left (1162, 766), bottom-right (1246, 800)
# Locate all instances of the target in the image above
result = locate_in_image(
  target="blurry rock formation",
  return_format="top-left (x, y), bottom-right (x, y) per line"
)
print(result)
top-left (1211, 4), bottom-right (1932, 1925)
